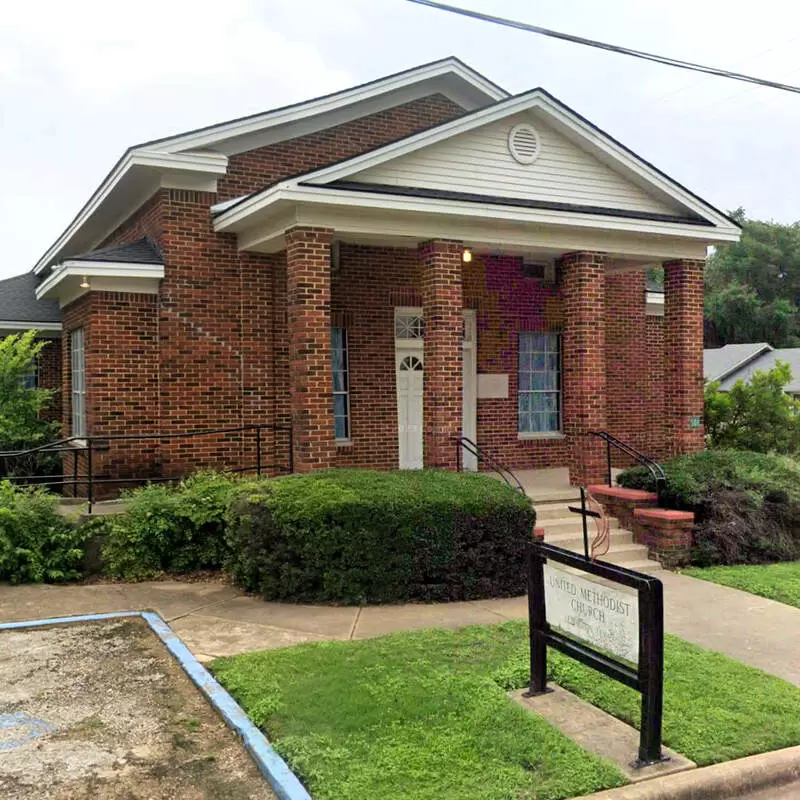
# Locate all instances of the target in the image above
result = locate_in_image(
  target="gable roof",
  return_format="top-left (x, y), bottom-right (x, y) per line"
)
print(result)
top-left (32, 58), bottom-right (507, 275)
top-left (214, 87), bottom-right (740, 238)
top-left (704, 343), bottom-right (773, 383)
top-left (711, 347), bottom-right (800, 393)
top-left (145, 56), bottom-right (508, 155)
top-left (0, 273), bottom-right (61, 328)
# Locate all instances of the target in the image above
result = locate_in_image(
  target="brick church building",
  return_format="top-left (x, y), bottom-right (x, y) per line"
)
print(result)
top-left (2, 58), bottom-right (739, 487)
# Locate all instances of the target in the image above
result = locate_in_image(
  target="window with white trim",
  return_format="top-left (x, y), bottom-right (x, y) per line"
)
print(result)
top-left (518, 332), bottom-right (561, 434)
top-left (331, 327), bottom-right (350, 440)
top-left (70, 328), bottom-right (86, 437)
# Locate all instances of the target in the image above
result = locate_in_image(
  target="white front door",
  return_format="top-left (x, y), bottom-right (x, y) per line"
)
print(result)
top-left (397, 352), bottom-right (424, 470)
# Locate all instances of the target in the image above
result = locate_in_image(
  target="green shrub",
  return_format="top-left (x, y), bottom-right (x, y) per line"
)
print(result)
top-left (0, 480), bottom-right (86, 583)
top-left (618, 451), bottom-right (800, 566)
top-left (101, 472), bottom-right (245, 580)
top-left (225, 469), bottom-right (535, 604)
top-left (618, 449), bottom-right (800, 509)
top-left (704, 362), bottom-right (800, 454)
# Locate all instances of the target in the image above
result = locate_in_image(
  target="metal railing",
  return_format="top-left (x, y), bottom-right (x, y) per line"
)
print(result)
top-left (454, 436), bottom-right (525, 493)
top-left (0, 423), bottom-right (293, 514)
top-left (588, 430), bottom-right (665, 496)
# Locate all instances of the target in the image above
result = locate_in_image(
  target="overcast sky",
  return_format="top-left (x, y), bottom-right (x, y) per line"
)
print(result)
top-left (2, 0), bottom-right (800, 280)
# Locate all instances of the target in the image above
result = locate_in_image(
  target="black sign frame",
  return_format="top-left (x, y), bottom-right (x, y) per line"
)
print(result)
top-left (526, 540), bottom-right (666, 767)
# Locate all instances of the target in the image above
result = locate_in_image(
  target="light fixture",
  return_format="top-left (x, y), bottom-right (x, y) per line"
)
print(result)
top-left (462, 248), bottom-right (472, 263)
top-left (80, 276), bottom-right (90, 289)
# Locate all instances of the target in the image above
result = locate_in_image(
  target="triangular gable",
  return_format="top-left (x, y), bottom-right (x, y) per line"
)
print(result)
top-left (295, 90), bottom-right (737, 231)
top-left (345, 110), bottom-right (682, 217)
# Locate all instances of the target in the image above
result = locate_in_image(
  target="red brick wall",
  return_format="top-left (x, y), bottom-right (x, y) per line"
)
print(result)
top-left (420, 240), bottom-right (463, 469)
top-left (561, 252), bottom-right (607, 485)
top-left (464, 254), bottom-right (569, 469)
top-left (38, 337), bottom-right (62, 423)
top-left (645, 315), bottom-right (667, 460)
top-left (665, 259), bottom-right (705, 456)
top-left (100, 190), bottom-right (166, 250)
top-left (217, 94), bottom-right (465, 200)
top-left (605, 272), bottom-right (648, 465)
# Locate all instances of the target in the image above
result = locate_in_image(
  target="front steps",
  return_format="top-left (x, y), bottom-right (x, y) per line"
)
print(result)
top-left (535, 498), bottom-right (662, 573)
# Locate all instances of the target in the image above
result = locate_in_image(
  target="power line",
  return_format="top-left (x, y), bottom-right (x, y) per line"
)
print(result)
top-left (407, 0), bottom-right (800, 96)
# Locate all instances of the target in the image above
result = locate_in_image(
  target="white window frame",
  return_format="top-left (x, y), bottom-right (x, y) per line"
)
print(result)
top-left (518, 332), bottom-right (562, 438)
top-left (70, 328), bottom-right (86, 438)
top-left (332, 327), bottom-right (350, 442)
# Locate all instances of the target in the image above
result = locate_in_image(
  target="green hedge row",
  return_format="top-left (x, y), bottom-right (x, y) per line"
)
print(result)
top-left (225, 469), bottom-right (536, 604)
top-left (1, 469), bottom-right (536, 602)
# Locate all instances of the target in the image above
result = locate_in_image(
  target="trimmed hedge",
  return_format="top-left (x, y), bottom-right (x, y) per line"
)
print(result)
top-left (618, 450), bottom-right (800, 566)
top-left (225, 469), bottom-right (535, 604)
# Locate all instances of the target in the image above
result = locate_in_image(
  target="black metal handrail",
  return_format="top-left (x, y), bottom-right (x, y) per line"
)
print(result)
top-left (588, 430), bottom-right (665, 495)
top-left (0, 423), bottom-right (293, 514)
top-left (454, 436), bottom-right (525, 493)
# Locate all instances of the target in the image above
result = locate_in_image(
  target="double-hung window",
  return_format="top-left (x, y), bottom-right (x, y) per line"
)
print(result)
top-left (518, 332), bottom-right (561, 435)
top-left (331, 327), bottom-right (350, 441)
top-left (71, 328), bottom-right (86, 437)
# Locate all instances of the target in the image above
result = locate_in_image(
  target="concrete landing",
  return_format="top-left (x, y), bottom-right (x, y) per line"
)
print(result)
top-left (512, 686), bottom-right (695, 782)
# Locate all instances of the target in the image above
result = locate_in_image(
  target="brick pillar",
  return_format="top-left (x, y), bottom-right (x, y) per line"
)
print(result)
top-left (561, 252), bottom-right (607, 486)
top-left (420, 240), bottom-right (463, 470)
top-left (664, 259), bottom-right (705, 456)
top-left (286, 226), bottom-right (336, 473)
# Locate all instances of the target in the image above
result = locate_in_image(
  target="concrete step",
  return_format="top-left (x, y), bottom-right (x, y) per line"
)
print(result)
top-left (549, 539), bottom-right (652, 565)
top-left (540, 516), bottom-right (621, 533)
top-left (535, 503), bottom-right (580, 521)
top-left (545, 529), bottom-right (634, 549)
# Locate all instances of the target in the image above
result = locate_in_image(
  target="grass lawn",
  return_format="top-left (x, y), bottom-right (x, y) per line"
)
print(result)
top-left (212, 622), bottom-right (800, 799)
top-left (683, 561), bottom-right (800, 609)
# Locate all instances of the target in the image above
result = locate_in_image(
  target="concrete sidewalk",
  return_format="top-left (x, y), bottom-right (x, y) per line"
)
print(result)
top-left (1, 571), bottom-right (799, 684)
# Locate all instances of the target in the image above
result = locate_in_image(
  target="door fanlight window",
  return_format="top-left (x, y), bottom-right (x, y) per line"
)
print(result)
top-left (399, 355), bottom-right (423, 372)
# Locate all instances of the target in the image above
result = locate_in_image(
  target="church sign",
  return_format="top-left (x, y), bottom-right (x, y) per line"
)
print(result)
top-left (527, 541), bottom-right (665, 767)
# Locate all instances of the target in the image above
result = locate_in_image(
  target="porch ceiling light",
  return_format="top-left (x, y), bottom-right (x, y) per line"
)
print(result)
top-left (462, 248), bottom-right (472, 263)
top-left (80, 276), bottom-right (91, 289)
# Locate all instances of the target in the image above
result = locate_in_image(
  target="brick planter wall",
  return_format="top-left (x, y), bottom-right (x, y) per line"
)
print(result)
top-left (633, 508), bottom-right (695, 568)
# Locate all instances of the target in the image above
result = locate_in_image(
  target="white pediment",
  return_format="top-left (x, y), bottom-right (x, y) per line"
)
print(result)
top-left (347, 109), bottom-right (684, 218)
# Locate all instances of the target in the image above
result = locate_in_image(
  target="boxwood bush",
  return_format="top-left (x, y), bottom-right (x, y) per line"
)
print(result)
top-left (618, 450), bottom-right (800, 566)
top-left (225, 469), bottom-right (535, 604)
top-left (0, 480), bottom-right (87, 583)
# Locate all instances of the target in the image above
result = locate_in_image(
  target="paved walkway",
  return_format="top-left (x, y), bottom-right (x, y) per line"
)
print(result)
top-left (1, 571), bottom-right (799, 683)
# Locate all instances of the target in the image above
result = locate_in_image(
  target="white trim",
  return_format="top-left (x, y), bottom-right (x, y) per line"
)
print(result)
top-left (518, 432), bottom-right (566, 440)
top-left (157, 58), bottom-right (507, 155)
top-left (215, 184), bottom-right (739, 249)
top-left (217, 89), bottom-right (738, 237)
top-left (646, 291), bottom-right (664, 317)
top-left (33, 151), bottom-right (227, 275)
top-left (0, 320), bottom-right (62, 332)
top-left (711, 344), bottom-right (774, 383)
top-left (36, 262), bottom-right (165, 301)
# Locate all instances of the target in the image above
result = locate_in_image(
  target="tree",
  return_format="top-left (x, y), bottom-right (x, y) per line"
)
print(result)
top-left (0, 331), bottom-right (59, 450)
top-left (705, 208), bottom-right (800, 347)
top-left (704, 361), bottom-right (800, 454)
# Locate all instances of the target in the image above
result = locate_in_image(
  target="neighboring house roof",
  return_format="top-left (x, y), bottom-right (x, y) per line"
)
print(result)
top-left (704, 343), bottom-right (773, 383)
top-left (32, 57), bottom-right (507, 275)
top-left (69, 238), bottom-right (163, 265)
top-left (0, 273), bottom-right (61, 330)
top-left (715, 347), bottom-right (800, 393)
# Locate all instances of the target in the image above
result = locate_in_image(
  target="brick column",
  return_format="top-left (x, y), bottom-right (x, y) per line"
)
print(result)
top-left (561, 252), bottom-right (607, 486)
top-left (420, 240), bottom-right (463, 470)
top-left (664, 259), bottom-right (705, 456)
top-left (286, 226), bottom-right (336, 473)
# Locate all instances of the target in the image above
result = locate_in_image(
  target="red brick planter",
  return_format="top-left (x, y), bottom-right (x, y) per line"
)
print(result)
top-left (633, 508), bottom-right (694, 568)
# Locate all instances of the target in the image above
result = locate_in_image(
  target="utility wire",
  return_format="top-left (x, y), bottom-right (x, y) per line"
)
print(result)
top-left (407, 0), bottom-right (800, 96)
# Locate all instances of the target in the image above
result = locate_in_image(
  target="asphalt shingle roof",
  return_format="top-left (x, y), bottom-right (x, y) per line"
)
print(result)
top-left (717, 348), bottom-right (800, 393)
top-left (70, 238), bottom-right (162, 265)
top-left (704, 343), bottom-right (772, 383)
top-left (0, 273), bottom-right (61, 325)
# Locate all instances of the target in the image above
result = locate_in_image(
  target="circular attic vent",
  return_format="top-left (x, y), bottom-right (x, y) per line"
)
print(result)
top-left (508, 123), bottom-right (541, 165)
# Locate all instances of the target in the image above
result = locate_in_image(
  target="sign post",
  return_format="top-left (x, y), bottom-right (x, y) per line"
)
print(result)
top-left (526, 540), bottom-right (666, 767)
